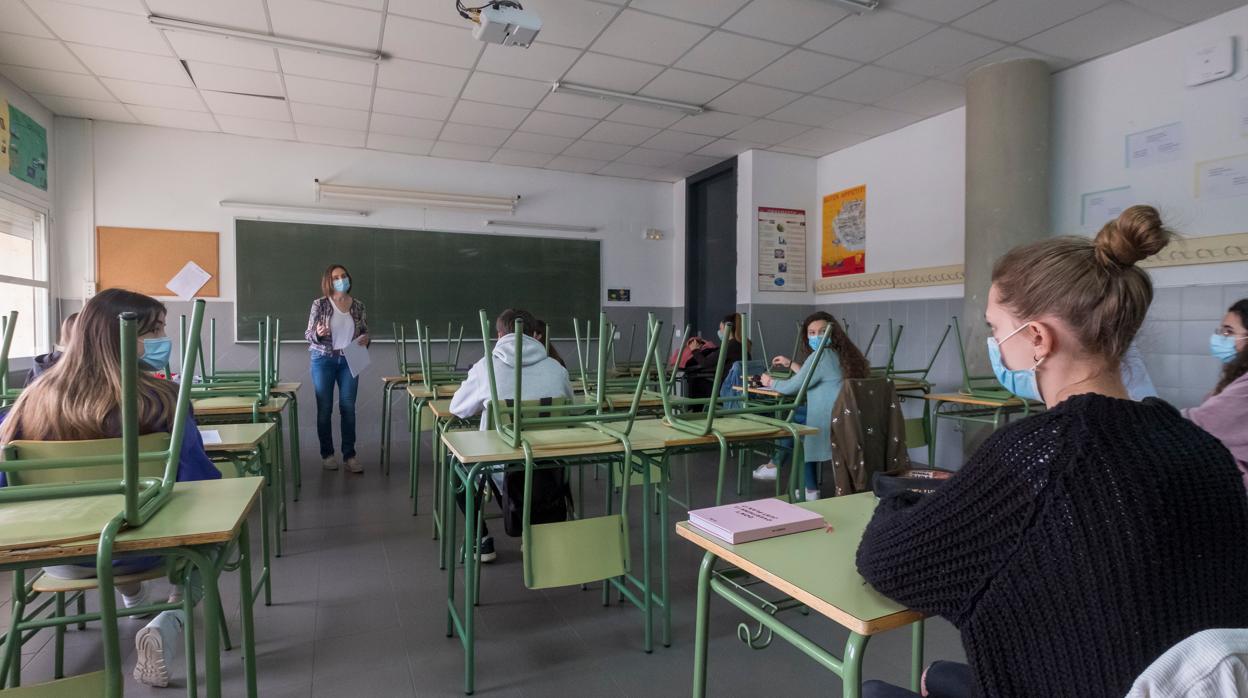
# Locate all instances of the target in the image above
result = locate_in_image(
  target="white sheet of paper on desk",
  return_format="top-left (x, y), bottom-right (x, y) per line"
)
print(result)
top-left (166, 261), bottom-right (212, 300)
top-left (200, 429), bottom-right (223, 445)
top-left (343, 342), bottom-right (371, 378)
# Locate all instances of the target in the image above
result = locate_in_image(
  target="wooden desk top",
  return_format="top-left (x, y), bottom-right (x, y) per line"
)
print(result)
top-left (271, 381), bottom-right (301, 394)
top-left (0, 478), bottom-right (263, 564)
top-left (676, 492), bottom-right (921, 636)
top-left (625, 417), bottom-right (816, 449)
top-left (923, 392), bottom-right (1027, 408)
top-left (199, 423), bottom-right (275, 452)
top-left (192, 395), bottom-right (289, 416)
top-left (426, 398), bottom-right (456, 419)
top-left (442, 427), bottom-right (664, 465)
top-left (406, 383), bottom-right (460, 400)
top-left (729, 385), bottom-right (783, 398)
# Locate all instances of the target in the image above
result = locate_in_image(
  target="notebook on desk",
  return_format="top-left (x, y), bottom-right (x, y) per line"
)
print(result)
top-left (688, 498), bottom-right (825, 545)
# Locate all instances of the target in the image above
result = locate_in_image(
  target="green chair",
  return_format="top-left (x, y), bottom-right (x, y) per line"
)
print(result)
top-left (1, 310), bottom-right (21, 408)
top-left (952, 315), bottom-right (1016, 401)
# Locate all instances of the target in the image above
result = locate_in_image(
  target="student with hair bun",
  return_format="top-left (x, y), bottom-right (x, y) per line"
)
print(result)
top-left (856, 207), bottom-right (1248, 698)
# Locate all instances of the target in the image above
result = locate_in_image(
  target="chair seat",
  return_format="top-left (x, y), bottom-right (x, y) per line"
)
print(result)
top-left (1, 671), bottom-right (106, 696)
top-left (33, 566), bottom-right (165, 593)
top-left (522, 427), bottom-right (620, 451)
top-left (193, 395), bottom-right (288, 415)
top-left (523, 515), bottom-right (628, 589)
top-left (0, 494), bottom-right (126, 549)
top-left (708, 417), bottom-right (785, 438)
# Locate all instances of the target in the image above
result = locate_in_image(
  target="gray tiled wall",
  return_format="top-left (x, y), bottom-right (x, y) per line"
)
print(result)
top-left (1137, 283), bottom-right (1248, 409)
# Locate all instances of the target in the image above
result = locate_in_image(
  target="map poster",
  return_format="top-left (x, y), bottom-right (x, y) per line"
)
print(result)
top-left (756, 207), bottom-right (807, 292)
top-left (8, 104), bottom-right (47, 191)
top-left (822, 184), bottom-right (866, 277)
top-left (0, 94), bottom-right (9, 173)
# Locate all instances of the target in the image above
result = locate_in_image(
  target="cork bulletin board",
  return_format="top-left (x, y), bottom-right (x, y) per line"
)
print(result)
top-left (96, 227), bottom-right (220, 297)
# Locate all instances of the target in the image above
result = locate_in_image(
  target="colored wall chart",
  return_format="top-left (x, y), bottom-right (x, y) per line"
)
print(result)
top-left (0, 95), bottom-right (9, 173)
top-left (8, 104), bottom-right (47, 191)
top-left (756, 206), bottom-right (807, 292)
top-left (821, 184), bottom-right (866, 277)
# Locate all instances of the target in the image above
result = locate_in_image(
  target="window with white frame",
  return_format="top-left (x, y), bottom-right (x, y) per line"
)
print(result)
top-left (0, 195), bottom-right (50, 359)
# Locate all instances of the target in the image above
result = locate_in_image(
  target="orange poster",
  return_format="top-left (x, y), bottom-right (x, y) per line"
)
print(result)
top-left (821, 184), bottom-right (866, 277)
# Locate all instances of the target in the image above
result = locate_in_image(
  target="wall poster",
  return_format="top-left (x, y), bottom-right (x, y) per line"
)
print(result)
top-left (756, 207), bottom-right (807, 292)
top-left (821, 184), bottom-right (866, 277)
top-left (0, 94), bottom-right (9, 174)
top-left (7, 104), bottom-right (47, 190)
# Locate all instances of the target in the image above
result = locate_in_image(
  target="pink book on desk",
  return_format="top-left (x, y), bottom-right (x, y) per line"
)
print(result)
top-left (688, 498), bottom-right (824, 544)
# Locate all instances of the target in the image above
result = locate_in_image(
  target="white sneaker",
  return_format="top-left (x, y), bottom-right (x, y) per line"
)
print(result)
top-left (752, 463), bottom-right (779, 481)
top-left (322, 455), bottom-right (339, 471)
top-left (345, 457), bottom-right (363, 474)
top-left (121, 583), bottom-right (154, 619)
top-left (133, 610), bottom-right (183, 687)
top-left (804, 488), bottom-right (821, 502)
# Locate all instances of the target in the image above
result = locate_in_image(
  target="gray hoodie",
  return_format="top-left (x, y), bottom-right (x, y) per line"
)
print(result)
top-left (449, 332), bottom-right (574, 428)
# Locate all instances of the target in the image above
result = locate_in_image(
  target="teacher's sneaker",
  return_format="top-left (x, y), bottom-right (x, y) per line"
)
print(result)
top-left (752, 463), bottom-right (778, 481)
top-left (133, 610), bottom-right (183, 687)
top-left (345, 457), bottom-right (363, 473)
top-left (322, 456), bottom-right (339, 471)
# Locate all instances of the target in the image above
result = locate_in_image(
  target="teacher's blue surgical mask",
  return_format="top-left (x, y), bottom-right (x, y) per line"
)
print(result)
top-left (333, 278), bottom-right (350, 293)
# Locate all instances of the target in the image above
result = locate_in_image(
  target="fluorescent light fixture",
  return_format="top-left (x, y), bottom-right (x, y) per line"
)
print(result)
top-left (485, 220), bottom-right (597, 233)
top-left (550, 82), bottom-right (704, 116)
top-left (314, 180), bottom-right (519, 213)
top-left (219, 200), bottom-right (368, 217)
top-left (149, 15), bottom-right (383, 63)
top-left (822, 0), bottom-right (878, 13)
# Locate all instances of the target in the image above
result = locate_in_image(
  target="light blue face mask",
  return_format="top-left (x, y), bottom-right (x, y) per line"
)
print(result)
top-left (139, 337), bottom-right (173, 371)
top-left (332, 277), bottom-right (350, 293)
top-left (986, 322), bottom-right (1043, 402)
top-left (716, 328), bottom-right (726, 342)
top-left (808, 336), bottom-right (822, 352)
top-left (1210, 333), bottom-right (1245, 363)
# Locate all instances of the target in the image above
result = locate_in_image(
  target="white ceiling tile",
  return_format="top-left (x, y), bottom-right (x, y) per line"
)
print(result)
top-left (99, 78), bottom-right (206, 110)
top-left (627, 0), bottom-right (749, 25)
top-left (377, 59), bottom-right (469, 97)
top-left (563, 53), bottom-right (664, 93)
top-left (439, 122), bottom-right (512, 147)
top-left (382, 15), bottom-right (481, 67)
top-left (386, 0), bottom-right (460, 23)
top-left (940, 46), bottom-right (1068, 83)
top-left (216, 114), bottom-right (296, 139)
top-left (874, 79), bottom-right (964, 116)
top-left (595, 161), bottom-right (658, 179)
top-left (694, 138), bottom-right (764, 158)
top-left (544, 155), bottom-right (609, 173)
top-left (748, 50), bottom-right (858, 93)
top-left (291, 101), bottom-right (369, 130)
top-left (885, 0), bottom-right (993, 22)
top-left (727, 118), bottom-right (810, 145)
top-left (562, 139), bottom-right (631, 160)
top-left (673, 153), bottom-right (722, 172)
top-left (185, 62), bottom-right (283, 96)
top-left (876, 27), bottom-right (1006, 76)
top-left (32, 93), bottom-right (134, 121)
top-left (296, 123), bottom-right (367, 146)
top-left (816, 64), bottom-right (925, 104)
top-left (708, 83), bottom-right (801, 117)
top-left (590, 10), bottom-right (710, 64)
top-left (448, 100), bottom-right (530, 129)
top-left (523, 0), bottom-right (619, 49)
top-left (367, 132), bottom-right (434, 155)
top-left (954, 0), bottom-right (1108, 43)
top-left (724, 0), bottom-right (849, 45)
top-left (766, 94), bottom-right (859, 126)
top-left (828, 106), bottom-right (923, 136)
top-left (491, 148), bottom-right (556, 167)
top-left (475, 42), bottom-right (581, 82)
top-left (503, 130), bottom-right (574, 154)
top-left (267, 0), bottom-right (382, 49)
top-left (52, 1), bottom-right (146, 16)
top-left (165, 32), bottom-right (278, 71)
top-left (639, 69), bottom-right (734, 104)
top-left (146, 0), bottom-right (270, 32)
top-left (619, 147), bottom-right (682, 167)
top-left (284, 75), bottom-right (372, 109)
top-left (669, 111), bottom-right (756, 136)
top-left (369, 112), bottom-right (442, 139)
top-left (581, 120), bottom-right (660, 145)
top-left (1124, 0), bottom-right (1245, 23)
top-left (278, 49), bottom-right (376, 84)
top-left (1, 0), bottom-right (55, 37)
top-left (803, 10), bottom-right (936, 62)
top-left (0, 34), bottom-right (86, 73)
top-left (373, 88), bottom-right (455, 119)
top-left (27, 0), bottom-right (171, 54)
top-left (676, 32), bottom-right (790, 81)
top-left (536, 91), bottom-right (617, 118)
top-left (202, 91), bottom-right (290, 120)
top-left (128, 104), bottom-right (219, 130)
top-left (604, 104), bottom-right (683, 128)
top-left (461, 72), bottom-right (549, 108)
top-left (769, 145), bottom-right (823, 156)
top-left (1021, 2), bottom-right (1180, 62)
top-left (519, 110), bottom-right (597, 137)
top-left (642, 129), bottom-right (716, 152)
top-left (68, 45), bottom-right (192, 86)
top-left (0, 64), bottom-right (112, 100)
top-left (325, 0), bottom-right (383, 10)
top-left (431, 140), bottom-right (495, 161)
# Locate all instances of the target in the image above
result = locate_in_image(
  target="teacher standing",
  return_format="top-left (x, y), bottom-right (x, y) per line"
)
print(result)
top-left (305, 264), bottom-right (369, 474)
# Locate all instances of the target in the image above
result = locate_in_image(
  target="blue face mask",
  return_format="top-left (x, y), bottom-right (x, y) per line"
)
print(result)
top-left (139, 337), bottom-right (172, 371)
top-left (808, 336), bottom-right (822, 352)
top-left (1210, 334), bottom-right (1244, 363)
top-left (986, 322), bottom-right (1043, 402)
top-left (332, 278), bottom-right (350, 293)
top-left (716, 328), bottom-right (726, 342)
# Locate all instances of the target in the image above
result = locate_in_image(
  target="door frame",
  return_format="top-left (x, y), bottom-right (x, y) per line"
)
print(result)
top-left (684, 157), bottom-right (737, 337)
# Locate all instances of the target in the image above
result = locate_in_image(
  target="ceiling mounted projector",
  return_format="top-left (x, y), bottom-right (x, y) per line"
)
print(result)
top-left (458, 1), bottom-right (541, 48)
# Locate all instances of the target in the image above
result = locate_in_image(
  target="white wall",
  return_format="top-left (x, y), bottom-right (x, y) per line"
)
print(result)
top-left (737, 150), bottom-right (818, 305)
top-left (0, 75), bottom-right (52, 210)
top-left (52, 119), bottom-right (675, 308)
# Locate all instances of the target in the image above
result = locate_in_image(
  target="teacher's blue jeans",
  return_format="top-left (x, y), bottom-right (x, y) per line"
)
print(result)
top-left (311, 353), bottom-right (358, 460)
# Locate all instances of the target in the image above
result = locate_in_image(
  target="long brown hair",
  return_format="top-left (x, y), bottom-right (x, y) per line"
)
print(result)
top-left (797, 311), bottom-right (869, 379)
top-left (321, 264), bottom-right (352, 298)
top-left (992, 205), bottom-right (1172, 367)
top-left (0, 289), bottom-right (177, 442)
top-left (1215, 299), bottom-right (1248, 395)
top-left (534, 319), bottom-right (565, 367)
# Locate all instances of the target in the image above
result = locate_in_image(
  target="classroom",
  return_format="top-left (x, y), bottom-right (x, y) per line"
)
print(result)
top-left (1, 0), bottom-right (1247, 696)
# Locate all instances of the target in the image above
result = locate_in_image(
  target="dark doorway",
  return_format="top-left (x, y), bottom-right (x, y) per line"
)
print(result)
top-left (685, 158), bottom-right (737, 340)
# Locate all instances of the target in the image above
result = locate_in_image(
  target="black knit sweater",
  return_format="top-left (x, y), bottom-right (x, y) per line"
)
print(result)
top-left (856, 394), bottom-right (1248, 698)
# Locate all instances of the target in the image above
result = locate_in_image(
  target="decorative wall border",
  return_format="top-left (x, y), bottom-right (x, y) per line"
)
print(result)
top-left (1139, 232), bottom-right (1248, 269)
top-left (814, 264), bottom-right (963, 295)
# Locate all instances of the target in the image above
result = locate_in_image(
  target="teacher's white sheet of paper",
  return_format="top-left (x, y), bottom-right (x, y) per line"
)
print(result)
top-left (166, 261), bottom-right (212, 300)
top-left (343, 342), bottom-right (371, 378)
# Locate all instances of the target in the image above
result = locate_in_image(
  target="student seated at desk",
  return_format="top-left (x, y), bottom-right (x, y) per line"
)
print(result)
top-left (683, 313), bottom-right (747, 400)
top-left (855, 207), bottom-right (1248, 698)
top-left (751, 312), bottom-right (867, 501)
top-left (0, 289), bottom-right (221, 688)
top-left (449, 308), bottom-right (574, 562)
top-left (24, 312), bottom-right (77, 386)
top-left (1183, 298), bottom-right (1248, 489)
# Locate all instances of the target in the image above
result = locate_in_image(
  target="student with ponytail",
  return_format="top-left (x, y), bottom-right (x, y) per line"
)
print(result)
top-left (1183, 299), bottom-right (1248, 489)
top-left (856, 207), bottom-right (1248, 698)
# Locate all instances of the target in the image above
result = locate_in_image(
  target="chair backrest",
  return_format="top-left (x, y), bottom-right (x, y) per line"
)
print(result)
top-left (415, 321), bottom-right (468, 391)
top-left (0, 310), bottom-right (18, 406)
top-left (951, 316), bottom-right (1015, 398)
top-left (4, 433), bottom-right (172, 486)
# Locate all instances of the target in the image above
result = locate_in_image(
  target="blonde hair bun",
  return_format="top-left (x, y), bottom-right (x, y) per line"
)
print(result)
top-left (1093, 205), bottom-right (1171, 268)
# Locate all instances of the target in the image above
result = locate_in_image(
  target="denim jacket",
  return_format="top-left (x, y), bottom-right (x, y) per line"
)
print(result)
top-left (305, 296), bottom-right (368, 356)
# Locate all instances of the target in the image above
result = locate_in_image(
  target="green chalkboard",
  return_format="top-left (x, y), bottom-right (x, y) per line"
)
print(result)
top-left (234, 219), bottom-right (601, 342)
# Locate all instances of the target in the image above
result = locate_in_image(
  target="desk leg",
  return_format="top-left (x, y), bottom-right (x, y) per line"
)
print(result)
top-left (380, 382), bottom-right (393, 475)
top-left (842, 632), bottom-right (870, 698)
top-left (256, 447), bottom-right (273, 605)
top-left (910, 620), bottom-right (925, 693)
top-left (462, 465), bottom-right (480, 695)
top-left (286, 405), bottom-right (302, 501)
top-left (660, 453), bottom-right (672, 649)
top-left (238, 522), bottom-right (259, 697)
top-left (927, 400), bottom-right (942, 467)
top-left (411, 399), bottom-right (425, 516)
top-left (692, 551), bottom-right (716, 698)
